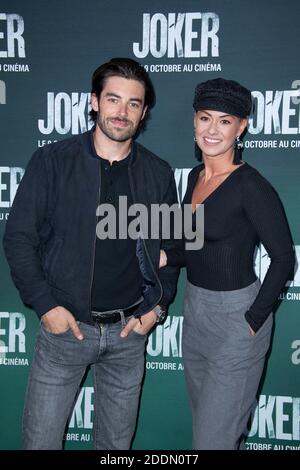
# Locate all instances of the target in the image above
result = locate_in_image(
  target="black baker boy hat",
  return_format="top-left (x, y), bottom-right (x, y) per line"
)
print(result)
top-left (193, 77), bottom-right (252, 118)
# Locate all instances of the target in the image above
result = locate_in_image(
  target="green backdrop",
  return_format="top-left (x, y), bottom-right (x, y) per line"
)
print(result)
top-left (0, 0), bottom-right (299, 450)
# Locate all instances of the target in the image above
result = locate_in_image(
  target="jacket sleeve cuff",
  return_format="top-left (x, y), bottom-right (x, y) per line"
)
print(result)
top-left (159, 266), bottom-right (179, 307)
top-left (31, 293), bottom-right (60, 319)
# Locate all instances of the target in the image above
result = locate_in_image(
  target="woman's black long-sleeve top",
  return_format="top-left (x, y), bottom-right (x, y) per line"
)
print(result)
top-left (166, 162), bottom-right (295, 332)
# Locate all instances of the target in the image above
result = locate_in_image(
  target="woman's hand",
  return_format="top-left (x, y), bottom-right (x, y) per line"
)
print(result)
top-left (249, 325), bottom-right (256, 336)
top-left (159, 249), bottom-right (168, 268)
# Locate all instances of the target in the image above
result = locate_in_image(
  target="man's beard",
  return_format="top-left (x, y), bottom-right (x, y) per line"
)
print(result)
top-left (96, 115), bottom-right (138, 142)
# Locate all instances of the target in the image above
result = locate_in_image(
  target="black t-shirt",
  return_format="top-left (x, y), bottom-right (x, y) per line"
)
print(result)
top-left (90, 140), bottom-right (143, 311)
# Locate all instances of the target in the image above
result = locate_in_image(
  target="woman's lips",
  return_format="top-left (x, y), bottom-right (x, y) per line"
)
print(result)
top-left (203, 137), bottom-right (222, 145)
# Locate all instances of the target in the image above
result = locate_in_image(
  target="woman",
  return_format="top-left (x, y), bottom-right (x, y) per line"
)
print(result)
top-left (160, 78), bottom-right (295, 449)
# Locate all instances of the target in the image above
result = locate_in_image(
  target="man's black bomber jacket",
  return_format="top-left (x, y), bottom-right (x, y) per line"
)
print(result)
top-left (3, 130), bottom-right (179, 324)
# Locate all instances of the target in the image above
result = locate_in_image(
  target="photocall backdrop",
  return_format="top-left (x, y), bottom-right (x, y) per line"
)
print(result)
top-left (0, 0), bottom-right (299, 451)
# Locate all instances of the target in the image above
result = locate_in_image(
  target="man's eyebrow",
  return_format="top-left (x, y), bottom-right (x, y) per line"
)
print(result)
top-left (105, 92), bottom-right (121, 99)
top-left (105, 92), bottom-right (143, 103)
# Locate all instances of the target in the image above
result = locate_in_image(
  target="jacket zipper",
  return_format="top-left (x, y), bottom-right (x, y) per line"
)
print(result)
top-left (128, 166), bottom-right (163, 312)
top-left (88, 160), bottom-right (102, 321)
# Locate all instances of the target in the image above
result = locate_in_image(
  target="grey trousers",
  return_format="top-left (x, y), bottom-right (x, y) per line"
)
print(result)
top-left (182, 279), bottom-right (273, 450)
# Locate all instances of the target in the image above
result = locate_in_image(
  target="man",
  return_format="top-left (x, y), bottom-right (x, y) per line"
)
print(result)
top-left (3, 58), bottom-right (179, 450)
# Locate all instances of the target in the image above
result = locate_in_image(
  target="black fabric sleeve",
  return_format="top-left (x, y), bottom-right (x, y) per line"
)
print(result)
top-left (242, 171), bottom-right (295, 332)
top-left (163, 166), bottom-right (200, 268)
top-left (3, 150), bottom-right (59, 318)
top-left (164, 242), bottom-right (186, 267)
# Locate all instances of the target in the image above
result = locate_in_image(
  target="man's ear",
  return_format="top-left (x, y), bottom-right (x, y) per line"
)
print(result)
top-left (91, 93), bottom-right (99, 113)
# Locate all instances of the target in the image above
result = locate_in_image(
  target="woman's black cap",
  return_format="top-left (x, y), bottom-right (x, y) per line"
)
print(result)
top-left (193, 77), bottom-right (252, 118)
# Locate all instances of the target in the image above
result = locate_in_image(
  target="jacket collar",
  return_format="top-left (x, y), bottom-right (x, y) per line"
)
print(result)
top-left (79, 127), bottom-right (138, 167)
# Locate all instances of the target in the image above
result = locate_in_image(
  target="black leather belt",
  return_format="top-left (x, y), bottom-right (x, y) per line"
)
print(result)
top-left (91, 303), bottom-right (140, 325)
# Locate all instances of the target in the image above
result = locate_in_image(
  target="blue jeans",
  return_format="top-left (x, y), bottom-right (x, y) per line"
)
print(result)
top-left (22, 318), bottom-right (147, 450)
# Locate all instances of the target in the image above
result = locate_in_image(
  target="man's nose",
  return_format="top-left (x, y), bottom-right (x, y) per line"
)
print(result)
top-left (118, 103), bottom-right (128, 117)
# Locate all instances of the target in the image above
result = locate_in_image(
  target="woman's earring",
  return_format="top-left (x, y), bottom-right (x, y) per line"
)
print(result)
top-left (233, 136), bottom-right (244, 164)
top-left (235, 135), bottom-right (244, 150)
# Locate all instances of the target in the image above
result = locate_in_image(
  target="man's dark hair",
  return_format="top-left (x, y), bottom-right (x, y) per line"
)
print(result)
top-left (89, 57), bottom-right (155, 126)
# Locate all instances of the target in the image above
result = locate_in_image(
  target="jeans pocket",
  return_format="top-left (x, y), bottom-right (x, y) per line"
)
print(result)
top-left (41, 322), bottom-right (71, 337)
top-left (131, 329), bottom-right (148, 339)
